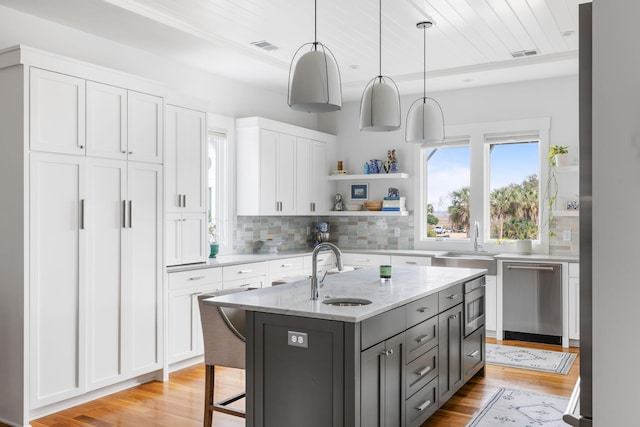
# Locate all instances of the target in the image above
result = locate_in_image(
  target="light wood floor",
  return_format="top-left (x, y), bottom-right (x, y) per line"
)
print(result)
top-left (8, 338), bottom-right (579, 427)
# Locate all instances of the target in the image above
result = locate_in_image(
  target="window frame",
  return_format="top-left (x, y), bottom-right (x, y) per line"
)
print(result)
top-left (413, 117), bottom-right (551, 254)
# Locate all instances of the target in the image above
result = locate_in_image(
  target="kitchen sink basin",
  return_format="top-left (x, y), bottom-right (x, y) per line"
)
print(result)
top-left (322, 298), bottom-right (372, 307)
top-left (432, 251), bottom-right (497, 275)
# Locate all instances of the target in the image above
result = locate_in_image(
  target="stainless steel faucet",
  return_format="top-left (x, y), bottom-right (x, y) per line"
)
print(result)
top-left (473, 221), bottom-right (483, 251)
top-left (310, 242), bottom-right (343, 300)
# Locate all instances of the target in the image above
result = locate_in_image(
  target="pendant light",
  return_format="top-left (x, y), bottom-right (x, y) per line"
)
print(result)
top-left (405, 21), bottom-right (445, 144)
top-left (359, 0), bottom-right (401, 131)
top-left (288, 0), bottom-right (342, 113)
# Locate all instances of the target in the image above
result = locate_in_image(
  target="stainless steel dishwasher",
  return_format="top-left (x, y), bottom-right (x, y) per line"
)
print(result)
top-left (503, 262), bottom-right (562, 345)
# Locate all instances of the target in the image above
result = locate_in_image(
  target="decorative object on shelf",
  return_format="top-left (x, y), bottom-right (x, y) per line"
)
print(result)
top-left (363, 201), bottom-right (383, 211)
top-left (383, 149), bottom-right (398, 173)
top-left (332, 169), bottom-right (348, 175)
top-left (363, 162), bottom-right (370, 174)
top-left (345, 204), bottom-right (362, 211)
top-left (549, 145), bottom-right (569, 167)
top-left (405, 20), bottom-right (445, 144)
top-left (288, 0), bottom-right (342, 113)
top-left (388, 187), bottom-right (400, 198)
top-left (516, 239), bottom-right (532, 254)
top-left (260, 238), bottom-right (285, 254)
top-left (208, 223), bottom-right (219, 258)
top-left (368, 159), bottom-right (382, 174)
top-left (350, 183), bottom-right (369, 200)
top-left (333, 193), bottom-right (345, 210)
top-left (359, 0), bottom-right (401, 132)
top-left (566, 200), bottom-right (579, 210)
top-left (313, 222), bottom-right (330, 246)
top-left (542, 146), bottom-right (570, 236)
top-left (337, 160), bottom-right (343, 171)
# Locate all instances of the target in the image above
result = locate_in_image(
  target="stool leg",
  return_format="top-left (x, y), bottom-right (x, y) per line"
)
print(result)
top-left (204, 364), bottom-right (214, 427)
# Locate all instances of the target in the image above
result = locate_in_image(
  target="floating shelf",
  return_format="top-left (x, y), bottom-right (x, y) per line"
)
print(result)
top-left (328, 173), bottom-right (409, 181)
top-left (323, 210), bottom-right (411, 217)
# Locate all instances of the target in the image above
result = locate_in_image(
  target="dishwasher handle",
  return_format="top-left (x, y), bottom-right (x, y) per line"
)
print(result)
top-left (506, 265), bottom-right (555, 272)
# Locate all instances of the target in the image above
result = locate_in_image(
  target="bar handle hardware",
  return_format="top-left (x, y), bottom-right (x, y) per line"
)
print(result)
top-left (416, 334), bottom-right (431, 343)
top-left (468, 350), bottom-right (480, 358)
top-left (80, 199), bottom-right (85, 230)
top-left (507, 265), bottom-right (555, 272)
top-left (417, 307), bottom-right (430, 313)
top-left (416, 400), bottom-right (432, 412)
top-left (238, 270), bottom-right (253, 274)
top-left (416, 366), bottom-right (432, 377)
top-left (188, 276), bottom-right (206, 281)
top-left (128, 200), bottom-right (133, 228)
top-left (447, 294), bottom-right (459, 300)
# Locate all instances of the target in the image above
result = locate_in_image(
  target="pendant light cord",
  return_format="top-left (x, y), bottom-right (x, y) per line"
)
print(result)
top-left (314, 0), bottom-right (318, 46)
top-left (378, 0), bottom-right (382, 78)
top-left (423, 24), bottom-right (426, 99)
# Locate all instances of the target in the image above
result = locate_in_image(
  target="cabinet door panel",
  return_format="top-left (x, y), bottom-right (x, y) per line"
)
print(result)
top-left (127, 162), bottom-right (162, 374)
top-left (177, 108), bottom-right (206, 212)
top-left (277, 133), bottom-right (296, 214)
top-left (259, 129), bottom-right (279, 214)
top-left (361, 342), bottom-right (385, 427)
top-left (127, 91), bottom-right (163, 163)
top-left (86, 82), bottom-right (127, 160)
top-left (86, 159), bottom-right (126, 389)
top-left (180, 213), bottom-right (208, 264)
top-left (311, 141), bottom-right (328, 212)
top-left (29, 153), bottom-right (86, 406)
top-left (438, 303), bottom-right (464, 402)
top-left (30, 68), bottom-right (85, 155)
top-left (295, 137), bottom-right (312, 214)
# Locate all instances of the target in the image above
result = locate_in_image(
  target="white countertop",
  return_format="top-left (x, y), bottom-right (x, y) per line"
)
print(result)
top-left (203, 266), bottom-right (486, 323)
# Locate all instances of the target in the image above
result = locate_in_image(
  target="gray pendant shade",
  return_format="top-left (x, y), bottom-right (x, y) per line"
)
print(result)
top-left (289, 45), bottom-right (342, 112)
top-left (405, 20), bottom-right (445, 144)
top-left (359, 0), bottom-right (401, 131)
top-left (288, 0), bottom-right (342, 113)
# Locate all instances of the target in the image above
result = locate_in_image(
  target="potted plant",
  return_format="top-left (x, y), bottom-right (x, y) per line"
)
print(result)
top-left (542, 146), bottom-right (569, 237)
top-left (549, 145), bottom-right (569, 167)
top-left (208, 223), bottom-right (219, 258)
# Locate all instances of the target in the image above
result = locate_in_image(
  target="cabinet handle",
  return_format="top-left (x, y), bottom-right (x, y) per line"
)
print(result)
top-left (128, 151), bottom-right (133, 155)
top-left (380, 349), bottom-right (394, 356)
top-left (448, 314), bottom-right (458, 320)
top-left (468, 350), bottom-right (480, 358)
top-left (79, 145), bottom-right (84, 149)
top-left (238, 270), bottom-right (253, 274)
top-left (80, 199), bottom-right (85, 230)
top-left (183, 194), bottom-right (187, 207)
top-left (128, 200), bottom-right (133, 228)
top-left (122, 200), bottom-right (127, 228)
top-left (240, 283), bottom-right (254, 288)
top-left (417, 307), bottom-right (430, 313)
top-left (446, 294), bottom-right (459, 300)
top-left (357, 259), bottom-right (370, 263)
top-left (122, 150), bottom-right (127, 154)
top-left (405, 261), bottom-right (417, 265)
top-left (281, 263), bottom-right (293, 267)
top-left (416, 334), bottom-right (431, 343)
top-left (416, 400), bottom-right (432, 412)
top-left (188, 276), bottom-right (206, 281)
top-left (416, 366), bottom-right (432, 377)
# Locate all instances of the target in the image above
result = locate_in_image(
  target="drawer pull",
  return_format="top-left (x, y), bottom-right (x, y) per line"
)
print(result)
top-left (281, 263), bottom-right (293, 267)
top-left (188, 276), bottom-right (206, 281)
top-left (468, 350), bottom-right (480, 358)
top-left (416, 334), bottom-right (431, 343)
top-left (405, 261), bottom-right (417, 265)
top-left (416, 366), bottom-right (432, 377)
top-left (240, 283), bottom-right (253, 288)
top-left (416, 400), bottom-right (432, 412)
top-left (417, 307), bottom-right (430, 313)
top-left (446, 294), bottom-right (459, 300)
top-left (238, 270), bottom-right (253, 274)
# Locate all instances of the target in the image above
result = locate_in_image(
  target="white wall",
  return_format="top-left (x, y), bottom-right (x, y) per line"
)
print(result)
top-left (592, 1), bottom-right (640, 424)
top-left (0, 4), bottom-right (323, 132)
top-left (332, 76), bottom-right (579, 216)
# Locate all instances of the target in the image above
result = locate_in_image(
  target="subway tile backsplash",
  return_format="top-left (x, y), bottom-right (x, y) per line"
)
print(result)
top-left (235, 214), bottom-right (577, 256)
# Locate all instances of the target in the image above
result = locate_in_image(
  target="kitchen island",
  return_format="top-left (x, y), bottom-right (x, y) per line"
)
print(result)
top-left (204, 265), bottom-right (487, 427)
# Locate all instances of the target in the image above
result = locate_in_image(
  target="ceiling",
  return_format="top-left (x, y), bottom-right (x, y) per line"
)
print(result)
top-left (0, 0), bottom-right (581, 101)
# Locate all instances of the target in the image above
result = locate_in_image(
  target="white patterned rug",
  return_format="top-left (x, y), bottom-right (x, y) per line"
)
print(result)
top-left (486, 344), bottom-right (576, 375)
top-left (467, 387), bottom-right (569, 427)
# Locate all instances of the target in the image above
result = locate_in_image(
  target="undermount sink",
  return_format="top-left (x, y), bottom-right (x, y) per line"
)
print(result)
top-left (432, 251), bottom-right (497, 275)
top-left (322, 298), bottom-right (372, 307)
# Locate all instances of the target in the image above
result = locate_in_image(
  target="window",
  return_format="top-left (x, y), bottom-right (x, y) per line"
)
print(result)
top-left (414, 118), bottom-right (550, 252)
top-left (426, 145), bottom-right (470, 239)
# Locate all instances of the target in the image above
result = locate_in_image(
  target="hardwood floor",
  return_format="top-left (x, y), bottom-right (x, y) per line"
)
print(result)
top-left (9, 339), bottom-right (578, 427)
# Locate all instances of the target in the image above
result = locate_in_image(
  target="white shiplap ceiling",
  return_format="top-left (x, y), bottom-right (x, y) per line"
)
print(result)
top-left (0, 0), bottom-right (580, 100)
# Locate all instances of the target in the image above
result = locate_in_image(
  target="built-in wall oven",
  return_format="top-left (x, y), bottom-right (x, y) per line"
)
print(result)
top-left (464, 276), bottom-right (486, 336)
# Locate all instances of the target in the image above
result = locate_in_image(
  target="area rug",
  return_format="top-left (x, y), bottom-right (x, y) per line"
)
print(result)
top-left (486, 344), bottom-right (576, 375)
top-left (467, 387), bottom-right (569, 427)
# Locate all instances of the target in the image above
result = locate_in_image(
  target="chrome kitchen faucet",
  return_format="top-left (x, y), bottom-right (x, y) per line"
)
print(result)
top-left (310, 242), bottom-right (343, 300)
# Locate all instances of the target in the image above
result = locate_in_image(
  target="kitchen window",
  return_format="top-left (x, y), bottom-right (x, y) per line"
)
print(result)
top-left (414, 118), bottom-right (550, 252)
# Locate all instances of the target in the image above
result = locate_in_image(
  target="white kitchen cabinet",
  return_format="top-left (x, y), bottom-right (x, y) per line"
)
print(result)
top-left (568, 263), bottom-right (580, 341)
top-left (168, 268), bottom-right (222, 365)
top-left (30, 68), bottom-right (86, 155)
top-left (268, 257), bottom-right (307, 285)
top-left (303, 253), bottom-right (337, 277)
top-left (485, 275), bottom-right (497, 333)
top-left (342, 253), bottom-right (391, 268)
top-left (222, 261), bottom-right (268, 289)
top-left (86, 81), bottom-right (127, 159)
top-left (296, 138), bottom-right (328, 214)
top-left (166, 212), bottom-right (208, 266)
top-left (127, 90), bottom-right (163, 163)
top-left (29, 153), bottom-right (87, 407)
top-left (391, 255), bottom-right (432, 266)
top-left (236, 117), bottom-right (336, 216)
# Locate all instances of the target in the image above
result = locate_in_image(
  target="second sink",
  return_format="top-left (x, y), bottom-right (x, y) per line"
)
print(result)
top-left (322, 298), bottom-right (372, 307)
top-left (432, 251), bottom-right (497, 275)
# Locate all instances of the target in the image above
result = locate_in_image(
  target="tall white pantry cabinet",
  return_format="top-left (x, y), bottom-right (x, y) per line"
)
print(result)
top-left (0, 46), bottom-right (165, 426)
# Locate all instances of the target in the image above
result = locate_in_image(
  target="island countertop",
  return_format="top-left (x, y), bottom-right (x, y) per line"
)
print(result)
top-left (203, 265), bottom-right (486, 323)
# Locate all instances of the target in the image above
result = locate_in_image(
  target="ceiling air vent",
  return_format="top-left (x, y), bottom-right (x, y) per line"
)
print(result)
top-left (511, 49), bottom-right (540, 58)
top-left (251, 40), bottom-right (279, 51)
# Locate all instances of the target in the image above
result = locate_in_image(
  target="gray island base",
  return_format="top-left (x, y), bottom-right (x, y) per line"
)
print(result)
top-left (205, 265), bottom-right (487, 427)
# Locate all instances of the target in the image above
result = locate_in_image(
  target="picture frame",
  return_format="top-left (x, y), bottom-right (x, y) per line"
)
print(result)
top-left (350, 183), bottom-right (369, 200)
top-left (566, 200), bottom-right (579, 210)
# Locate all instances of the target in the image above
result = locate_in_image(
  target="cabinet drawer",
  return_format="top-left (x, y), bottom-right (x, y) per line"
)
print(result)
top-left (223, 276), bottom-right (266, 290)
top-left (406, 346), bottom-right (438, 398)
top-left (406, 316), bottom-right (438, 362)
top-left (391, 255), bottom-right (432, 267)
top-left (406, 293), bottom-right (439, 328)
top-left (268, 257), bottom-right (305, 275)
top-left (406, 377), bottom-right (438, 427)
top-left (169, 268), bottom-right (222, 290)
top-left (361, 305), bottom-right (406, 350)
top-left (303, 254), bottom-right (336, 270)
top-left (342, 253), bottom-right (390, 267)
top-left (439, 283), bottom-right (463, 312)
top-left (463, 327), bottom-right (485, 382)
top-left (222, 261), bottom-right (267, 281)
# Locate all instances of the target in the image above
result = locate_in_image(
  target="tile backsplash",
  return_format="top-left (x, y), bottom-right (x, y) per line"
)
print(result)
top-left (235, 214), bottom-right (578, 256)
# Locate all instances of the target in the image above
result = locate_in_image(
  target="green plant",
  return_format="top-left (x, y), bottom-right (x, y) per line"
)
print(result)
top-left (541, 146), bottom-right (569, 237)
top-left (208, 223), bottom-right (217, 243)
top-left (548, 145), bottom-right (569, 167)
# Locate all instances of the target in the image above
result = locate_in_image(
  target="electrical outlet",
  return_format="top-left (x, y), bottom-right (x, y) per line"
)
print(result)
top-left (394, 227), bottom-right (400, 237)
top-left (288, 331), bottom-right (308, 348)
top-left (563, 230), bottom-right (571, 241)
top-left (306, 226), bottom-right (310, 236)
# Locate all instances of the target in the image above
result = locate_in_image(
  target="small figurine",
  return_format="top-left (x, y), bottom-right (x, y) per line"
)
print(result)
top-left (333, 193), bottom-right (345, 211)
top-left (388, 187), bottom-right (400, 198)
top-left (384, 149), bottom-right (398, 173)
